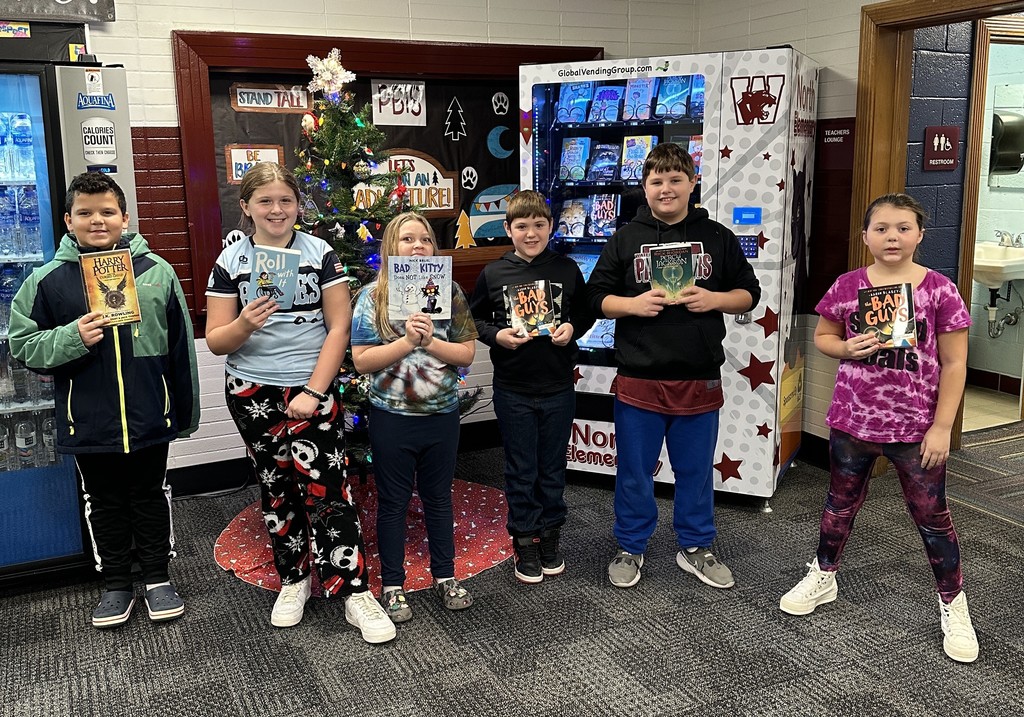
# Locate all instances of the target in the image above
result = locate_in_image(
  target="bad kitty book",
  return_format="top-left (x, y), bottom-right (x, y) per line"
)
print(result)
top-left (588, 193), bottom-right (620, 238)
top-left (586, 143), bottom-right (621, 182)
top-left (648, 243), bottom-right (694, 303)
top-left (506, 279), bottom-right (558, 337)
top-left (252, 245), bottom-right (301, 310)
top-left (620, 135), bottom-right (657, 180)
top-left (588, 85), bottom-right (626, 122)
top-left (556, 199), bottom-right (589, 238)
top-left (559, 137), bottom-right (592, 182)
top-left (79, 248), bottom-right (141, 325)
top-left (858, 282), bottom-right (917, 348)
top-left (555, 82), bottom-right (594, 123)
top-left (387, 255), bottom-right (453, 321)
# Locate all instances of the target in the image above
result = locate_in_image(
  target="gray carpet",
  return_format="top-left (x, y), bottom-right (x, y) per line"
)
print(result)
top-left (2, 449), bottom-right (1022, 717)
top-left (948, 421), bottom-right (1024, 526)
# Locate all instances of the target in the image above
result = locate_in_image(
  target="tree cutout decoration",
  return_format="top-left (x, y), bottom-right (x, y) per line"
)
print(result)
top-left (454, 210), bottom-right (477, 249)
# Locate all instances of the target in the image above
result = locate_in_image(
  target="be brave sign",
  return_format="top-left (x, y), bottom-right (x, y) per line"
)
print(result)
top-left (224, 145), bottom-right (284, 184)
top-left (923, 126), bottom-right (960, 171)
top-left (230, 83), bottom-right (310, 114)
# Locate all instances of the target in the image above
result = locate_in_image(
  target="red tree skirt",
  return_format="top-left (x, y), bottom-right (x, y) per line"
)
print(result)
top-left (214, 478), bottom-right (512, 596)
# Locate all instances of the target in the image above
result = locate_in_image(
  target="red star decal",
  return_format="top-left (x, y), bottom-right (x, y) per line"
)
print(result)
top-left (762, 152), bottom-right (772, 161)
top-left (755, 306), bottom-right (779, 338)
top-left (519, 110), bottom-right (534, 145)
top-left (757, 231), bottom-right (769, 249)
top-left (739, 354), bottom-right (776, 390)
top-left (756, 423), bottom-right (772, 438)
top-left (715, 453), bottom-right (743, 483)
top-left (776, 179), bottom-right (786, 191)
top-left (573, 366), bottom-right (584, 385)
top-left (720, 146), bottom-right (733, 159)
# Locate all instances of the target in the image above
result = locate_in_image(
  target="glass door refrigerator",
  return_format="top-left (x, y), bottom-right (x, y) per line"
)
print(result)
top-left (519, 49), bottom-right (818, 500)
top-left (0, 63), bottom-right (136, 581)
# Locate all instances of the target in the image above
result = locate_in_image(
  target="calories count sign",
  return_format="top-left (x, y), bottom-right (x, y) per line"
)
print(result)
top-left (81, 118), bottom-right (116, 163)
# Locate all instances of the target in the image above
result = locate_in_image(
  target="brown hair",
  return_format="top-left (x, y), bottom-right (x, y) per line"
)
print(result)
top-left (642, 142), bottom-right (696, 184)
top-left (65, 172), bottom-right (127, 214)
top-left (367, 211), bottom-right (437, 341)
top-left (237, 162), bottom-right (302, 234)
top-left (505, 189), bottom-right (551, 223)
top-left (861, 193), bottom-right (927, 231)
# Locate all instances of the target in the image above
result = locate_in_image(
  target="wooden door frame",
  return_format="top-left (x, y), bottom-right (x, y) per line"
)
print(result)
top-left (851, 0), bottom-right (1024, 449)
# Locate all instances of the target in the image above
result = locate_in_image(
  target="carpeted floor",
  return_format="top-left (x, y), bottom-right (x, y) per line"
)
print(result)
top-left (2, 448), bottom-right (1023, 717)
top-left (947, 421), bottom-right (1024, 526)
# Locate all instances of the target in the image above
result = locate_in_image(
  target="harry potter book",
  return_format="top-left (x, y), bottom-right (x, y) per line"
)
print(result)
top-left (648, 243), bottom-right (694, 303)
top-left (506, 279), bottom-right (558, 337)
top-left (252, 245), bottom-right (301, 310)
top-left (79, 248), bottom-right (141, 325)
top-left (858, 282), bottom-right (917, 348)
top-left (387, 255), bottom-right (452, 321)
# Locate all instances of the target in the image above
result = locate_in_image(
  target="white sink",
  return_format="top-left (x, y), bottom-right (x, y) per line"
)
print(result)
top-left (973, 243), bottom-right (1024, 289)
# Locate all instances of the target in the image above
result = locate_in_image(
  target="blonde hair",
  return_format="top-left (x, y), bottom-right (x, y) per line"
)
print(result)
top-left (368, 211), bottom-right (437, 341)
top-left (237, 162), bottom-right (301, 234)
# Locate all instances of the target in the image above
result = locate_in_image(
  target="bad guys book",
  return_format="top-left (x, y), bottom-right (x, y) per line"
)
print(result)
top-left (858, 282), bottom-right (917, 348)
top-left (79, 248), bottom-right (141, 325)
top-left (252, 245), bottom-right (302, 309)
top-left (387, 255), bottom-right (453, 321)
top-left (506, 280), bottom-right (558, 337)
top-left (588, 193), bottom-right (620, 238)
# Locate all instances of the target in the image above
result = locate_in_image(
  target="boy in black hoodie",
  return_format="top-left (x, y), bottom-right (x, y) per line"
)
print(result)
top-left (586, 143), bottom-right (760, 590)
top-left (470, 191), bottom-right (594, 583)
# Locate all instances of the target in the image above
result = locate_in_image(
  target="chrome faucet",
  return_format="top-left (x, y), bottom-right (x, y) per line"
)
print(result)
top-left (1015, 233), bottom-right (1024, 248)
top-left (996, 230), bottom-right (1014, 246)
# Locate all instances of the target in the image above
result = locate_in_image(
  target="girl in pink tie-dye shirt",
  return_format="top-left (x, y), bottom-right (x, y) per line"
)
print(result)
top-left (778, 193), bottom-right (979, 664)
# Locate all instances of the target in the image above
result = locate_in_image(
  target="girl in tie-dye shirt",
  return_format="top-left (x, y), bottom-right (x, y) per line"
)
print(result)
top-left (779, 193), bottom-right (979, 664)
top-left (351, 212), bottom-right (478, 624)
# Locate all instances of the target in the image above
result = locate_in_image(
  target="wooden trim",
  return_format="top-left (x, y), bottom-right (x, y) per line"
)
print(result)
top-left (171, 31), bottom-right (604, 316)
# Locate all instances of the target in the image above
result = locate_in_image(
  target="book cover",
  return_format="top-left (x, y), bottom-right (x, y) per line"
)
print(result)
top-left (588, 193), bottom-right (621, 238)
top-left (556, 199), bottom-right (590, 238)
top-left (858, 282), bottom-right (917, 348)
top-left (252, 245), bottom-right (302, 309)
top-left (559, 136), bottom-right (592, 182)
top-left (648, 243), bottom-right (694, 303)
top-left (622, 77), bottom-right (658, 121)
top-left (506, 279), bottom-right (558, 337)
top-left (387, 255), bottom-right (453, 321)
top-left (588, 85), bottom-right (626, 123)
top-left (555, 82), bottom-right (594, 123)
top-left (689, 74), bottom-right (706, 119)
top-left (620, 135), bottom-right (658, 180)
top-left (586, 143), bottom-right (622, 182)
top-left (655, 75), bottom-right (691, 119)
top-left (688, 135), bottom-right (704, 179)
top-left (79, 248), bottom-right (141, 325)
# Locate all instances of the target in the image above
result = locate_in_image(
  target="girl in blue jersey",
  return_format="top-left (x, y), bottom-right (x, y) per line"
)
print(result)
top-left (205, 163), bottom-right (394, 643)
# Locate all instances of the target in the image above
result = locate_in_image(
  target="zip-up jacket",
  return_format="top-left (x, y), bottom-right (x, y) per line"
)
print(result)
top-left (470, 248), bottom-right (595, 394)
top-left (586, 205), bottom-right (761, 381)
top-left (9, 233), bottom-right (200, 454)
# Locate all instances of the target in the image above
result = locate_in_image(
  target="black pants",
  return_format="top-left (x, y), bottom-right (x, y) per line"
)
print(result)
top-left (76, 443), bottom-right (173, 591)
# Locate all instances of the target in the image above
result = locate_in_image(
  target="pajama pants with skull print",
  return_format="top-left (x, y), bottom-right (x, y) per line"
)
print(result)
top-left (225, 376), bottom-right (369, 596)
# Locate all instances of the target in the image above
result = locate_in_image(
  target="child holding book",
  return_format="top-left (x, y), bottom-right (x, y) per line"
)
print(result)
top-left (351, 212), bottom-right (478, 623)
top-left (205, 163), bottom-right (394, 643)
top-left (9, 172), bottom-right (199, 628)
top-left (469, 190), bottom-right (594, 583)
top-left (586, 142), bottom-right (760, 590)
top-left (779, 193), bottom-right (979, 663)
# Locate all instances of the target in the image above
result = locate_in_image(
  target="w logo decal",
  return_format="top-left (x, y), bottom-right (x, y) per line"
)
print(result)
top-left (730, 75), bottom-right (785, 125)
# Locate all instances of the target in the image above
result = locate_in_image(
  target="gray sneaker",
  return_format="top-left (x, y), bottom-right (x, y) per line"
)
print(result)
top-left (608, 549), bottom-right (644, 588)
top-left (676, 548), bottom-right (735, 588)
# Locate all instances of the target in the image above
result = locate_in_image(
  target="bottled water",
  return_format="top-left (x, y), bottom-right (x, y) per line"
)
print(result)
top-left (0, 265), bottom-right (18, 334)
top-left (0, 115), bottom-right (12, 181)
top-left (17, 186), bottom-right (41, 255)
top-left (0, 186), bottom-right (15, 255)
top-left (38, 373), bottom-right (54, 402)
top-left (0, 418), bottom-right (9, 471)
top-left (41, 414), bottom-right (56, 465)
top-left (15, 416), bottom-right (37, 467)
top-left (0, 338), bottom-right (11, 408)
top-left (9, 114), bottom-right (35, 182)
top-left (11, 357), bottom-right (30, 403)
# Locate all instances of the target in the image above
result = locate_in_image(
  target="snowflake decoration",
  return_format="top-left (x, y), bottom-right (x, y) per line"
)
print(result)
top-left (285, 534), bottom-right (306, 553)
top-left (307, 48), bottom-right (356, 98)
top-left (250, 440), bottom-right (266, 454)
top-left (244, 399), bottom-right (271, 420)
top-left (258, 468), bottom-right (279, 487)
top-left (326, 449), bottom-right (346, 470)
top-left (325, 527), bottom-right (341, 539)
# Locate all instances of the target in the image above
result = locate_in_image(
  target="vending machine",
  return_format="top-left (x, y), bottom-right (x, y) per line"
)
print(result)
top-left (519, 49), bottom-right (818, 499)
top-left (0, 62), bottom-right (136, 580)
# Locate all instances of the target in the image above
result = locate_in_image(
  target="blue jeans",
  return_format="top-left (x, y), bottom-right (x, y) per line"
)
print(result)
top-left (493, 385), bottom-right (575, 537)
top-left (612, 398), bottom-right (718, 554)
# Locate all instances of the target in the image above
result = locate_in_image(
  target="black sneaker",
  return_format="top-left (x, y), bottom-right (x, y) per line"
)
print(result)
top-left (513, 535), bottom-right (543, 584)
top-left (539, 528), bottom-right (565, 575)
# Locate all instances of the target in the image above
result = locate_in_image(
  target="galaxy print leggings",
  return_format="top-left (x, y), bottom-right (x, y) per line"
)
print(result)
top-left (818, 429), bottom-right (963, 602)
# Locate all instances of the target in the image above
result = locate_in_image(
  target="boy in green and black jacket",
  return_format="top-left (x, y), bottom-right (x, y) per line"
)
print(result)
top-left (10, 172), bottom-right (199, 629)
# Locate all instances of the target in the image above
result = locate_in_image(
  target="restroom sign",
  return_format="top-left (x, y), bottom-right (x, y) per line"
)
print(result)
top-left (923, 126), bottom-right (959, 171)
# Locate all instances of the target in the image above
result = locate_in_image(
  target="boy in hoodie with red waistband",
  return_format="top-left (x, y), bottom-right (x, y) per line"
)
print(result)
top-left (470, 190), bottom-right (594, 584)
top-left (586, 143), bottom-right (760, 590)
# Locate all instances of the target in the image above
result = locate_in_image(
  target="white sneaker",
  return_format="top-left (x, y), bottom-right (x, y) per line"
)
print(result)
top-left (271, 575), bottom-right (311, 628)
top-left (939, 592), bottom-right (979, 663)
top-left (345, 591), bottom-right (397, 644)
top-left (779, 558), bottom-right (838, 615)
